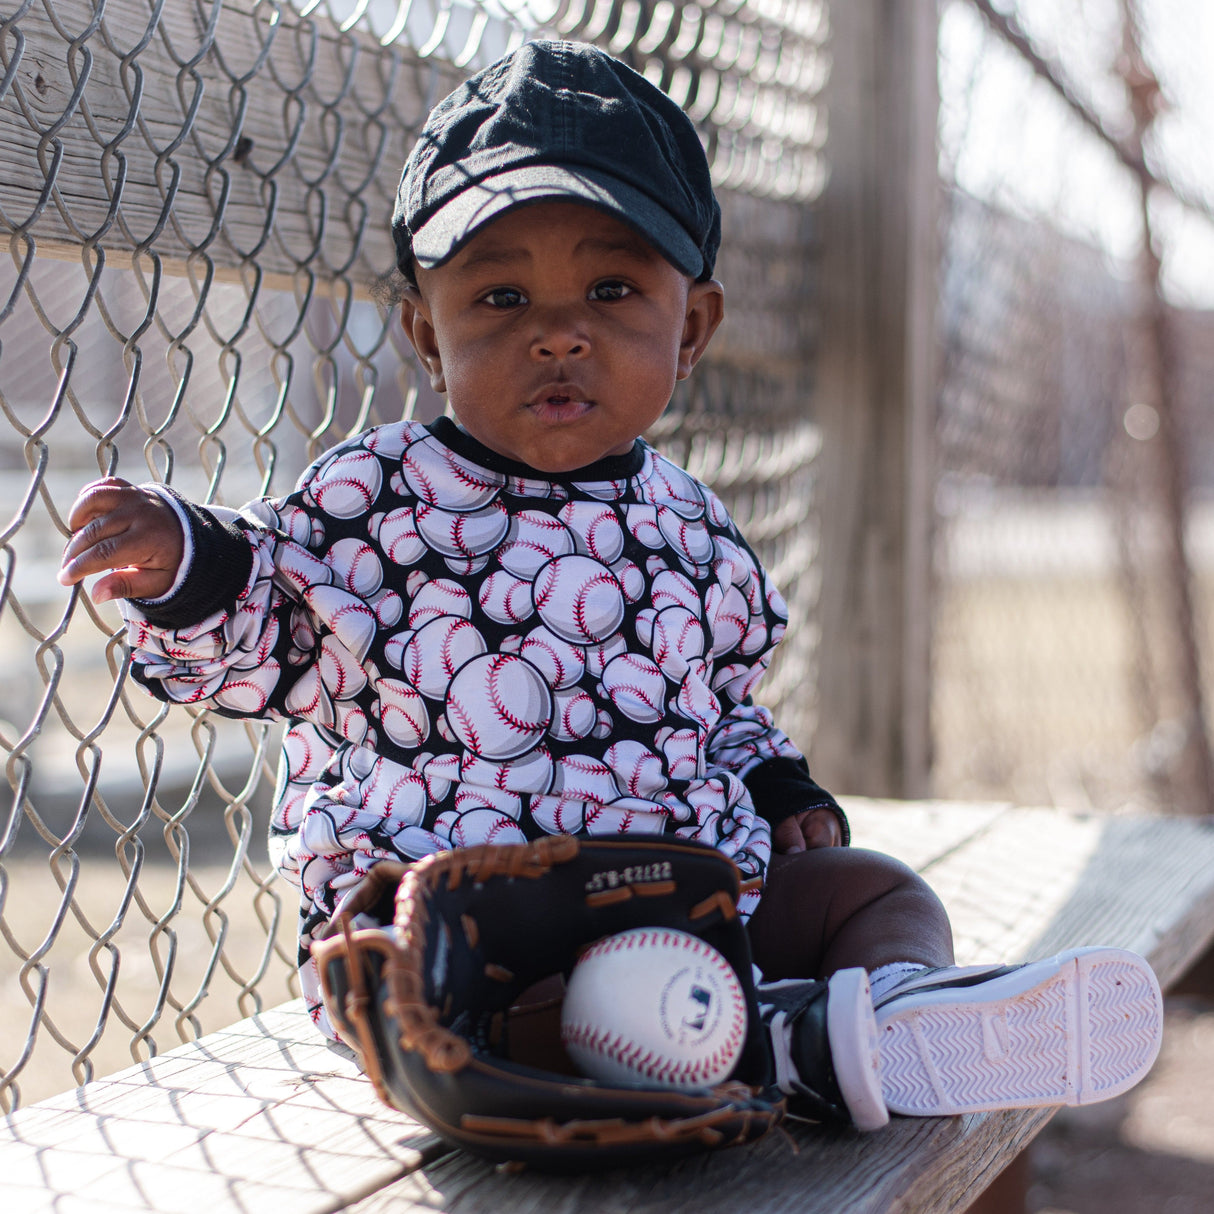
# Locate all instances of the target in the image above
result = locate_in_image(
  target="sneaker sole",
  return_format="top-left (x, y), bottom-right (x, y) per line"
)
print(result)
top-left (827, 968), bottom-right (889, 1131)
top-left (876, 947), bottom-right (1163, 1117)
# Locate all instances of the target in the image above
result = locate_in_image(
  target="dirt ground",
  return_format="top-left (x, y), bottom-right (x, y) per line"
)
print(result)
top-left (1024, 961), bottom-right (1214, 1214)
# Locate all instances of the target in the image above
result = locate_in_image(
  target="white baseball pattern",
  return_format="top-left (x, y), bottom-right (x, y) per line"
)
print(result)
top-left (478, 570), bottom-right (535, 625)
top-left (327, 537), bottom-right (384, 597)
top-left (499, 510), bottom-right (577, 577)
top-left (534, 555), bottom-right (625, 645)
top-left (123, 419), bottom-right (805, 1041)
top-left (408, 578), bottom-right (473, 627)
top-left (560, 928), bottom-right (748, 1089)
top-left (307, 449), bottom-right (383, 519)
top-left (402, 616), bottom-right (486, 699)
top-left (415, 500), bottom-right (509, 558)
top-left (401, 435), bottom-right (504, 509)
top-left (446, 653), bottom-right (554, 760)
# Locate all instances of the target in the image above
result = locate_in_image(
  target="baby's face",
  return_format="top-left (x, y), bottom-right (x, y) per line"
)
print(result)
top-left (401, 201), bottom-right (723, 473)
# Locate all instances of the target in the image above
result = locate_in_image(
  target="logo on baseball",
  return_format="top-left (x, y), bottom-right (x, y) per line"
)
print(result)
top-left (560, 928), bottom-right (747, 1089)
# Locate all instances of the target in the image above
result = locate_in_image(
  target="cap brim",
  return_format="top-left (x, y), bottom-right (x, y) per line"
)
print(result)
top-left (408, 164), bottom-right (705, 278)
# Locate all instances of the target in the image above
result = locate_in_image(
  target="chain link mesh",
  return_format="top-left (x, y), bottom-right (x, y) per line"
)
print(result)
top-left (10, 0), bottom-right (1209, 1113)
top-left (934, 0), bottom-right (1214, 815)
top-left (0, 0), bottom-right (829, 1106)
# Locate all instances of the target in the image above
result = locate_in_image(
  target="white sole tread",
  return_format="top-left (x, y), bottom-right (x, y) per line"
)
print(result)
top-left (875, 947), bottom-right (1163, 1117)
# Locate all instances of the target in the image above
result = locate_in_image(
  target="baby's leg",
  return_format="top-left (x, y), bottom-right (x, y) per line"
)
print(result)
top-left (747, 847), bottom-right (954, 981)
top-left (746, 847), bottom-right (1162, 1131)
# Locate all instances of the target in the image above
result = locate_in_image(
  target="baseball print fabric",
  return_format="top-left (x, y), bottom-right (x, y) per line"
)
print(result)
top-left (122, 417), bottom-right (801, 1035)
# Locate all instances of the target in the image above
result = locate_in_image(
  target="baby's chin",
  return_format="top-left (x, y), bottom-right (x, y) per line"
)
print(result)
top-left (451, 415), bottom-right (639, 474)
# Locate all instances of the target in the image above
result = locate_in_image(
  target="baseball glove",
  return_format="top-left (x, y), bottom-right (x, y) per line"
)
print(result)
top-left (311, 835), bottom-right (786, 1169)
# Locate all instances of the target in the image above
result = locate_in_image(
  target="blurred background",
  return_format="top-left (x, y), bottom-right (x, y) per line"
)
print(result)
top-left (0, 2), bottom-right (1211, 1207)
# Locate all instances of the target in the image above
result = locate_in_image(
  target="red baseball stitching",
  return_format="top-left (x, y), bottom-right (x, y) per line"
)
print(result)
top-left (608, 682), bottom-right (663, 714)
top-left (487, 659), bottom-right (548, 736)
top-left (447, 452), bottom-right (499, 495)
top-left (565, 931), bottom-right (744, 1085)
top-left (564, 1022), bottom-right (741, 1086)
top-left (446, 698), bottom-right (481, 754)
top-left (402, 451), bottom-right (438, 503)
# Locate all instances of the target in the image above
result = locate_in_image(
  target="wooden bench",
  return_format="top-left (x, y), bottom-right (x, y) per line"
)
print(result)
top-left (6, 798), bottom-right (1214, 1214)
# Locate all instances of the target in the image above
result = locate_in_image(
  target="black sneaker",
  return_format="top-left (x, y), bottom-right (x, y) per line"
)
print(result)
top-left (758, 967), bottom-right (889, 1131)
top-left (872, 947), bottom-right (1164, 1117)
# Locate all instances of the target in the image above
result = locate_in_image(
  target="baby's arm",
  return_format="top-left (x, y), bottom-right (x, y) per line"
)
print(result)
top-left (58, 477), bottom-right (185, 604)
top-left (58, 474), bottom-right (292, 719)
top-left (711, 712), bottom-right (849, 853)
top-left (699, 498), bottom-right (848, 853)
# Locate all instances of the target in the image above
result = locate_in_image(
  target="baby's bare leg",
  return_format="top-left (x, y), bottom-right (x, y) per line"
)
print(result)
top-left (747, 847), bottom-right (954, 981)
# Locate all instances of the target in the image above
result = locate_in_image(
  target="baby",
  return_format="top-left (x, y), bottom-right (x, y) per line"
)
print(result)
top-left (59, 40), bottom-right (1162, 1130)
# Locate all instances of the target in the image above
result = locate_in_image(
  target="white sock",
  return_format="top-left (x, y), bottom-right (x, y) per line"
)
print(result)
top-left (868, 962), bottom-right (928, 1003)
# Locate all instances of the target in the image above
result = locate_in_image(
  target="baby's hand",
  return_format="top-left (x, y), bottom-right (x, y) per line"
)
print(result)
top-left (772, 806), bottom-right (842, 854)
top-left (58, 477), bottom-right (185, 604)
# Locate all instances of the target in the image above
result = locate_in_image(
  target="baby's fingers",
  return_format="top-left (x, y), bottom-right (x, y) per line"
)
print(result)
top-left (58, 480), bottom-right (183, 601)
top-left (799, 808), bottom-right (842, 849)
top-left (86, 568), bottom-right (174, 605)
top-left (64, 477), bottom-right (136, 534)
top-left (59, 506), bottom-right (139, 586)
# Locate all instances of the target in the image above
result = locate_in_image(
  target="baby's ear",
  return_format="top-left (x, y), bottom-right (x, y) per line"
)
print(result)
top-left (399, 291), bottom-right (446, 394)
top-left (677, 279), bottom-right (725, 380)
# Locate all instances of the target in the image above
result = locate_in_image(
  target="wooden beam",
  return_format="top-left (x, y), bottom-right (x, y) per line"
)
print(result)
top-left (810, 0), bottom-right (939, 798)
top-left (0, 0), bottom-right (466, 282)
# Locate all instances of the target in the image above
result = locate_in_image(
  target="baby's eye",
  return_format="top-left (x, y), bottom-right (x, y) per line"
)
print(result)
top-left (589, 280), bottom-right (632, 302)
top-left (482, 287), bottom-right (526, 308)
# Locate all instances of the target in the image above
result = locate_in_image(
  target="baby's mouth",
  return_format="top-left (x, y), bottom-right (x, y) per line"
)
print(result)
top-left (528, 387), bottom-right (593, 419)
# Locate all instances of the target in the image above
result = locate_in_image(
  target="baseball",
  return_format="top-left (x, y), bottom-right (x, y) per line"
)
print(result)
top-left (533, 554), bottom-right (625, 645)
top-left (327, 537), bottom-right (384, 597)
top-left (213, 660), bottom-right (280, 715)
top-left (401, 436), bottom-right (504, 509)
top-left (599, 652), bottom-right (666, 724)
top-left (310, 449), bottom-right (383, 518)
top-left (415, 499), bottom-right (509, 558)
top-left (559, 501), bottom-right (624, 564)
top-left (445, 652), bottom-right (553, 759)
top-left (560, 928), bottom-right (747, 1090)
top-left (377, 506), bottom-right (426, 565)
top-left (498, 510), bottom-right (576, 578)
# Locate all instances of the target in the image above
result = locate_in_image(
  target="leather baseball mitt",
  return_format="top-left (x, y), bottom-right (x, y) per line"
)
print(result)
top-left (312, 835), bottom-right (785, 1169)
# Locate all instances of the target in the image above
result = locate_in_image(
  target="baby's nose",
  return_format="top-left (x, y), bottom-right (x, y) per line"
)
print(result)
top-left (530, 314), bottom-right (590, 359)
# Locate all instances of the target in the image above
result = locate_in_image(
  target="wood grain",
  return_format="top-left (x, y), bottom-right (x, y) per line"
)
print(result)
top-left (5, 801), bottom-right (1214, 1213)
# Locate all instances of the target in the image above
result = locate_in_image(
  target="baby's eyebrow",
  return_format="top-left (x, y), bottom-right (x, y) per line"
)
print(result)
top-left (453, 233), bottom-right (656, 276)
top-left (450, 245), bottom-right (526, 274)
top-left (574, 234), bottom-right (656, 261)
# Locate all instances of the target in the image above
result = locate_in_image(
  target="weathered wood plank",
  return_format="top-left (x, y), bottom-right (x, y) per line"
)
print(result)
top-left (0, 1001), bottom-right (444, 1214)
top-left (841, 796), bottom-right (1010, 872)
top-left (5, 802), bottom-right (1214, 1214)
top-left (922, 806), bottom-right (1214, 980)
top-left (345, 805), bottom-right (1214, 1214)
top-left (344, 1106), bottom-right (1052, 1214)
top-left (0, 0), bottom-right (466, 279)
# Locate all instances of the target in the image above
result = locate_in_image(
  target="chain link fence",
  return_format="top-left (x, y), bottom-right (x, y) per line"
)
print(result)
top-left (0, 0), bottom-right (829, 1107)
top-left (933, 0), bottom-right (1214, 817)
top-left (7, 0), bottom-right (1211, 1112)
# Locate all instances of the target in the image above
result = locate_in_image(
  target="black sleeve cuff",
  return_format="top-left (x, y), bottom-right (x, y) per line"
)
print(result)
top-left (742, 755), bottom-right (850, 846)
top-left (129, 490), bottom-right (256, 630)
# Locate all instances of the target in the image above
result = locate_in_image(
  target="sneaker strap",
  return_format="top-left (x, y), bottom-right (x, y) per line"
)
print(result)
top-left (758, 979), bottom-right (850, 1124)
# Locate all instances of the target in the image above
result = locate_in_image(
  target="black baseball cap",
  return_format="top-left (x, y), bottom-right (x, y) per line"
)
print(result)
top-left (392, 40), bottom-right (721, 282)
